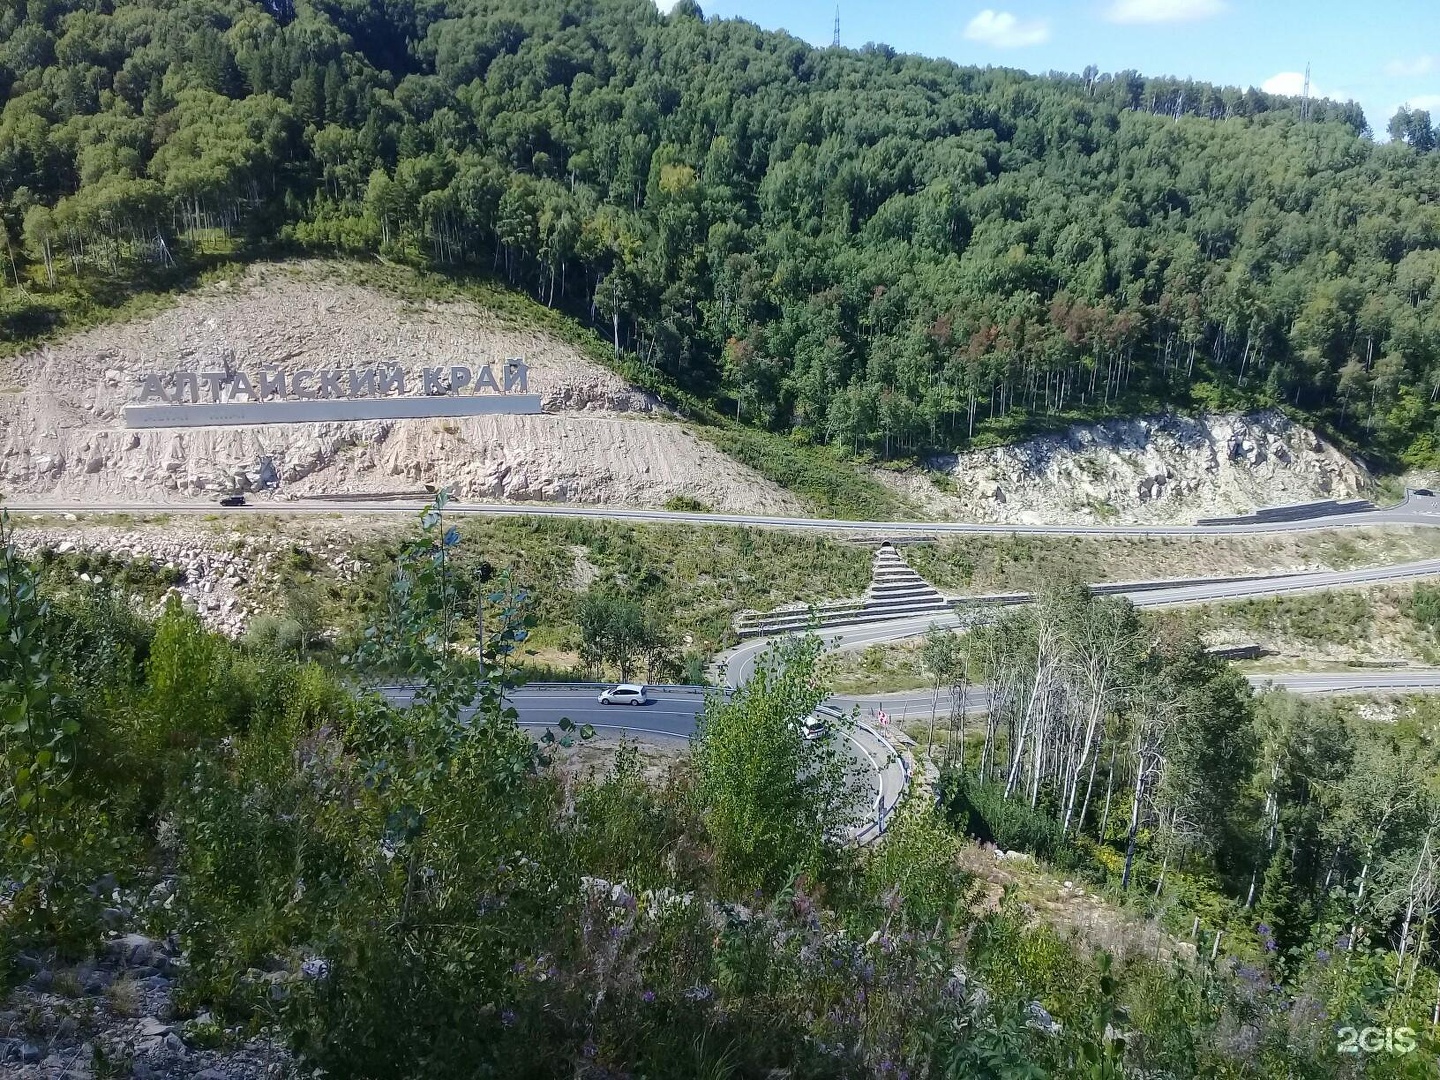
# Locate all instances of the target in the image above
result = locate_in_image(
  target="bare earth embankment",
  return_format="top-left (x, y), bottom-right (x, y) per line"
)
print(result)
top-left (0, 262), bottom-right (803, 515)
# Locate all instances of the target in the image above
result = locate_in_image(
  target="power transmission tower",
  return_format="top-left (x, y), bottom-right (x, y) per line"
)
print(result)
top-left (832, 6), bottom-right (840, 48)
top-left (1301, 62), bottom-right (1311, 122)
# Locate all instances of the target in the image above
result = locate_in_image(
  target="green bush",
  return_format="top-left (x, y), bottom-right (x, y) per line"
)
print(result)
top-left (694, 426), bottom-right (913, 520)
top-left (1407, 583), bottom-right (1440, 634)
top-left (865, 802), bottom-right (971, 928)
top-left (36, 548), bottom-right (185, 603)
top-left (938, 771), bottom-right (1071, 863)
top-left (662, 495), bottom-right (712, 513)
top-left (242, 614), bottom-right (306, 658)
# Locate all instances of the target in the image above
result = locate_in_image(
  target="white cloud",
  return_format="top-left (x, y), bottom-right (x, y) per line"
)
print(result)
top-left (1105, 0), bottom-right (1225, 24)
top-left (1261, 71), bottom-right (1321, 97)
top-left (963, 9), bottom-right (1050, 48)
top-left (1406, 94), bottom-right (1440, 112)
top-left (1386, 56), bottom-right (1437, 78)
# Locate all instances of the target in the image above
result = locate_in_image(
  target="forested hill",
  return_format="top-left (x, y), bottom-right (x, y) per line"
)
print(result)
top-left (3, 1), bottom-right (1440, 465)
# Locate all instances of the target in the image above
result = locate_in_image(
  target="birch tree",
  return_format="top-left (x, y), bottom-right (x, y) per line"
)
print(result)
top-left (1058, 594), bottom-right (1140, 836)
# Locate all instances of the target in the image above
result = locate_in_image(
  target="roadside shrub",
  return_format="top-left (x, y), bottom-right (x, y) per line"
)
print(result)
top-left (865, 800), bottom-right (971, 928)
top-left (662, 494), bottom-right (711, 513)
top-left (144, 598), bottom-right (249, 745)
top-left (574, 741), bottom-right (705, 894)
top-left (939, 771), bottom-right (1070, 862)
top-left (36, 548), bottom-right (184, 602)
top-left (1407, 582), bottom-right (1440, 635)
top-left (242, 613), bottom-right (305, 657)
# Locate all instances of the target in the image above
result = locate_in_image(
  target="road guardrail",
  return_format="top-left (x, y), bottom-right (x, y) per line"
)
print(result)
top-left (517, 682), bottom-right (727, 695)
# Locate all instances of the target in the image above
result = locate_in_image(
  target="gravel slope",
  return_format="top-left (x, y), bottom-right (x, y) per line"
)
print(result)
top-left (0, 262), bottom-right (804, 515)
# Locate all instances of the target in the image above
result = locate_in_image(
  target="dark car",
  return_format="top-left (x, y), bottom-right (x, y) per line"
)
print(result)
top-left (1414, 488), bottom-right (1435, 498)
top-left (218, 495), bottom-right (247, 507)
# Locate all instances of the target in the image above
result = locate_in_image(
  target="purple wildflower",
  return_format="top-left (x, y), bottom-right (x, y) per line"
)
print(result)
top-left (1257, 923), bottom-right (1276, 952)
top-left (641, 989), bottom-right (656, 1003)
top-left (500, 1009), bottom-right (517, 1028)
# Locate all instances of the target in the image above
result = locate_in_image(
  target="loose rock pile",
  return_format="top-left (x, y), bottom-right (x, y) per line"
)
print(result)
top-left (12, 523), bottom-right (301, 638)
top-left (3, 896), bottom-right (294, 1079)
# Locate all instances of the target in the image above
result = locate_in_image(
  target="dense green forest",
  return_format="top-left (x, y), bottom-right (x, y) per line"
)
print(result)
top-left (2, 0), bottom-right (1440, 465)
top-left (9, 503), bottom-right (1440, 1077)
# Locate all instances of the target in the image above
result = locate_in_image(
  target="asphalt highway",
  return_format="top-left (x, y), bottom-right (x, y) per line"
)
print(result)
top-left (379, 684), bottom-right (705, 741)
top-left (27, 490), bottom-right (1440, 839)
top-left (830, 670), bottom-right (1440, 720)
top-left (378, 684), bottom-right (908, 841)
top-left (719, 555), bottom-right (1440, 686)
top-left (1245, 671), bottom-right (1440, 694)
top-left (1120, 558), bottom-right (1440, 607)
top-left (10, 492), bottom-right (1440, 538)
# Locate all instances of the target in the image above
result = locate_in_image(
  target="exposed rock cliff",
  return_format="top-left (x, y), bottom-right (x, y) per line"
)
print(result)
top-left (886, 411), bottom-right (1370, 525)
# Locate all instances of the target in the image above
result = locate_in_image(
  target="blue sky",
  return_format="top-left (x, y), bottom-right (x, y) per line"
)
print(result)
top-left (679, 0), bottom-right (1440, 138)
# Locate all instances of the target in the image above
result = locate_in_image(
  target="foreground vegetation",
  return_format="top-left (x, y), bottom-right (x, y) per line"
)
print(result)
top-left (3, 0), bottom-right (1440, 472)
top-left (5, 502), bottom-right (1440, 1077)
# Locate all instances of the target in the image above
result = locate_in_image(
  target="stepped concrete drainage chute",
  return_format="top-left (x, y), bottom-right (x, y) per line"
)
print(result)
top-left (734, 542), bottom-right (951, 636)
top-left (863, 542), bottom-right (950, 619)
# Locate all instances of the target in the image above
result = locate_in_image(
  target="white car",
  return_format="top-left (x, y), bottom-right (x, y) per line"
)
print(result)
top-left (598, 683), bottom-right (648, 706)
top-left (797, 713), bottom-right (829, 741)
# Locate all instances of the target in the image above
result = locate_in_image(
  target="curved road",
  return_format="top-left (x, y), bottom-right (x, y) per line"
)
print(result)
top-left (9, 492), bottom-right (1440, 538)
top-left (832, 671), bottom-right (1440, 721)
top-left (379, 684), bottom-right (908, 843)
top-left (720, 555), bottom-right (1440, 687)
top-left (27, 491), bottom-right (1440, 837)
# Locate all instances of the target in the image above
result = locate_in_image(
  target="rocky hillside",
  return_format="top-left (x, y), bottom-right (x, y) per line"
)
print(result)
top-left (10, 518), bottom-right (357, 639)
top-left (886, 412), bottom-right (1371, 525)
top-left (0, 262), bottom-right (1379, 525)
top-left (0, 262), bottom-right (803, 515)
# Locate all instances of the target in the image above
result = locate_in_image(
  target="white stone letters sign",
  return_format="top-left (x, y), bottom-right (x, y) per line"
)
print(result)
top-left (124, 360), bottom-right (540, 428)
